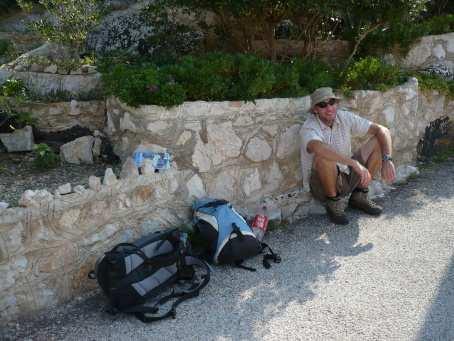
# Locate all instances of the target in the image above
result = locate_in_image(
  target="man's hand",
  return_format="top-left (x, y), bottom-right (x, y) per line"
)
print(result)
top-left (352, 160), bottom-right (372, 188)
top-left (381, 160), bottom-right (396, 184)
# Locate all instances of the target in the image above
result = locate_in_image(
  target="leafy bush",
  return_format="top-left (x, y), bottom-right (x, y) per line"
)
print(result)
top-left (0, 40), bottom-right (14, 58)
top-left (360, 15), bottom-right (454, 56)
top-left (0, 79), bottom-right (35, 132)
top-left (1, 79), bottom-right (27, 98)
top-left (102, 64), bottom-right (186, 107)
top-left (295, 59), bottom-right (340, 95)
top-left (18, 0), bottom-right (104, 52)
top-left (268, 62), bottom-right (304, 98)
top-left (164, 53), bottom-right (236, 101)
top-left (231, 54), bottom-right (278, 101)
top-left (0, 79), bottom-right (28, 124)
top-left (411, 72), bottom-right (454, 98)
top-left (102, 53), bottom-right (346, 106)
top-left (340, 57), bottom-right (404, 94)
top-left (33, 143), bottom-right (60, 170)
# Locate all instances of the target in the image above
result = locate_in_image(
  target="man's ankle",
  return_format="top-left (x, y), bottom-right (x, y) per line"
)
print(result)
top-left (353, 187), bottom-right (368, 193)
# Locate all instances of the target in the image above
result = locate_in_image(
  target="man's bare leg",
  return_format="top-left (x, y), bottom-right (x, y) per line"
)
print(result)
top-left (313, 155), bottom-right (350, 225)
top-left (350, 137), bottom-right (383, 215)
top-left (358, 137), bottom-right (382, 187)
top-left (313, 155), bottom-right (338, 197)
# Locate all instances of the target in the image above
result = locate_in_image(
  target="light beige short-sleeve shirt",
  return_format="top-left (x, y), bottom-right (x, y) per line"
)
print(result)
top-left (300, 109), bottom-right (372, 192)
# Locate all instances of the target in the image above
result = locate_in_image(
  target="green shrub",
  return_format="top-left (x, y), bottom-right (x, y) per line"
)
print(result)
top-left (165, 53), bottom-right (235, 101)
top-left (1, 79), bottom-right (27, 98)
top-left (295, 59), bottom-right (340, 95)
top-left (360, 15), bottom-right (454, 57)
top-left (340, 57), bottom-right (403, 94)
top-left (33, 143), bottom-right (60, 170)
top-left (102, 64), bottom-right (186, 107)
top-left (269, 62), bottom-right (304, 98)
top-left (0, 79), bottom-right (36, 131)
top-left (411, 72), bottom-right (454, 98)
top-left (0, 40), bottom-right (13, 58)
top-left (229, 54), bottom-right (277, 101)
top-left (18, 0), bottom-right (104, 52)
top-left (103, 53), bottom-right (418, 106)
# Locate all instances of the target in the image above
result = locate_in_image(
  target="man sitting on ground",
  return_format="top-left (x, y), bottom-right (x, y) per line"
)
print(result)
top-left (300, 87), bottom-right (396, 225)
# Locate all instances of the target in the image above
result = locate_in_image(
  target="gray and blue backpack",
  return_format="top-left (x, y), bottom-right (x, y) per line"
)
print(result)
top-left (90, 228), bottom-right (210, 323)
top-left (192, 198), bottom-right (280, 271)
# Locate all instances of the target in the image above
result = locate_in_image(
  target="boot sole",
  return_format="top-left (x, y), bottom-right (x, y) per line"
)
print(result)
top-left (349, 203), bottom-right (382, 216)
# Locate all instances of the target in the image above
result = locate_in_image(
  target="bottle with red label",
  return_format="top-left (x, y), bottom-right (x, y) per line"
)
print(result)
top-left (251, 204), bottom-right (269, 242)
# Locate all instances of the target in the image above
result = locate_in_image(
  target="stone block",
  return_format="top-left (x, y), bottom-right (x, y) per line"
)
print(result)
top-left (0, 125), bottom-right (34, 152)
top-left (88, 176), bottom-right (101, 191)
top-left (245, 137), bottom-right (272, 162)
top-left (192, 121), bottom-right (242, 172)
top-left (186, 174), bottom-right (206, 199)
top-left (103, 168), bottom-right (118, 186)
top-left (395, 165), bottom-right (419, 184)
top-left (276, 124), bottom-right (301, 159)
top-left (56, 183), bottom-right (71, 195)
top-left (43, 64), bottom-right (58, 73)
top-left (60, 136), bottom-right (94, 164)
top-left (241, 168), bottom-right (262, 197)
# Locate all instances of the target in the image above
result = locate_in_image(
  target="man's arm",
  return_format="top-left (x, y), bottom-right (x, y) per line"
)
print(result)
top-left (367, 123), bottom-right (392, 156)
top-left (367, 123), bottom-right (396, 183)
top-left (307, 140), bottom-right (372, 187)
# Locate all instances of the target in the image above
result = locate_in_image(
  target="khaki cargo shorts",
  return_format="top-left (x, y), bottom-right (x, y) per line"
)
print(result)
top-left (310, 151), bottom-right (366, 202)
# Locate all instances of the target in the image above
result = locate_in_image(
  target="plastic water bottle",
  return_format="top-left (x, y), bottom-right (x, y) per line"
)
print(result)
top-left (251, 205), bottom-right (269, 242)
top-left (133, 151), bottom-right (144, 168)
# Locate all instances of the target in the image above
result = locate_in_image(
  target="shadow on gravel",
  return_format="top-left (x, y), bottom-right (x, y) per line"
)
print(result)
top-left (0, 213), bottom-right (372, 340)
top-left (183, 212), bottom-right (373, 340)
top-left (416, 254), bottom-right (454, 341)
top-left (381, 160), bottom-right (454, 220)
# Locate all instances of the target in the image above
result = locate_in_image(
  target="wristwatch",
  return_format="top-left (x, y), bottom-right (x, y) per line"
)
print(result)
top-left (382, 154), bottom-right (393, 162)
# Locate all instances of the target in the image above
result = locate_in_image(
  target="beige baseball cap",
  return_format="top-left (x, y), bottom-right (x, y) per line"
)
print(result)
top-left (310, 87), bottom-right (340, 108)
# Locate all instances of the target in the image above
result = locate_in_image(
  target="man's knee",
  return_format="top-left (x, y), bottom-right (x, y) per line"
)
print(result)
top-left (313, 155), bottom-right (337, 171)
top-left (360, 137), bottom-right (381, 162)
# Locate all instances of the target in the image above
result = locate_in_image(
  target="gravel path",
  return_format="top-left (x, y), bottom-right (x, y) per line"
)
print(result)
top-left (1, 159), bottom-right (454, 341)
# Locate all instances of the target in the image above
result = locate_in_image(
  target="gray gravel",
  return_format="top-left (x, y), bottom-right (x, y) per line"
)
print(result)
top-left (1, 159), bottom-right (454, 341)
top-left (0, 151), bottom-right (118, 206)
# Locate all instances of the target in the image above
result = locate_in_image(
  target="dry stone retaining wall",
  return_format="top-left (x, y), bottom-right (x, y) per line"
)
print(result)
top-left (0, 78), bottom-right (453, 321)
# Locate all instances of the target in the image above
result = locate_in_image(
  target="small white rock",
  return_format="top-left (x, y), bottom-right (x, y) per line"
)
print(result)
top-left (73, 185), bottom-right (86, 194)
top-left (103, 168), bottom-right (118, 186)
top-left (43, 64), bottom-right (58, 73)
top-left (88, 176), bottom-right (102, 191)
top-left (57, 183), bottom-right (72, 195)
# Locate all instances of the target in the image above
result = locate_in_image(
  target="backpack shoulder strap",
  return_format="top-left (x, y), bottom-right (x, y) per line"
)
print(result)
top-left (261, 242), bottom-right (281, 269)
top-left (132, 255), bottom-right (210, 323)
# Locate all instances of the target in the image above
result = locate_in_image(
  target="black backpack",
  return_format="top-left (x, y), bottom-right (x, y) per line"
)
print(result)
top-left (192, 198), bottom-right (281, 271)
top-left (89, 228), bottom-right (210, 323)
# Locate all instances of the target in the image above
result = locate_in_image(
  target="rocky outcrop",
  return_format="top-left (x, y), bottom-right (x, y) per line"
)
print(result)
top-left (86, 1), bottom-right (154, 53)
top-left (388, 32), bottom-right (454, 80)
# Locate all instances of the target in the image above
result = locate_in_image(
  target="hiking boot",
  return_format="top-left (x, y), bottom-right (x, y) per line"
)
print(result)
top-left (349, 188), bottom-right (383, 216)
top-left (326, 195), bottom-right (349, 225)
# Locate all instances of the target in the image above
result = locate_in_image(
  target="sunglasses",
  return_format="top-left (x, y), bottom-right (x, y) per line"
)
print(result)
top-left (316, 98), bottom-right (338, 108)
